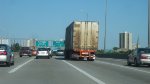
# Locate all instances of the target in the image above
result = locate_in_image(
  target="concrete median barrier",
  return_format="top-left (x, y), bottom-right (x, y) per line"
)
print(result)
top-left (96, 54), bottom-right (128, 59)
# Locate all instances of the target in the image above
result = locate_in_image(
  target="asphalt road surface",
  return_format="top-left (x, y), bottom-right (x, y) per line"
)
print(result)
top-left (0, 55), bottom-right (150, 84)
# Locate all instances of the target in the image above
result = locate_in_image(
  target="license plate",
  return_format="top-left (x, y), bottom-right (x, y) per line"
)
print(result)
top-left (84, 57), bottom-right (87, 60)
top-left (41, 52), bottom-right (45, 54)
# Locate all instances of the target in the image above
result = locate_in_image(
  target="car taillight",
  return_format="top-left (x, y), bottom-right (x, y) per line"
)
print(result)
top-left (141, 55), bottom-right (148, 59)
top-left (0, 51), bottom-right (7, 55)
top-left (4, 51), bottom-right (7, 55)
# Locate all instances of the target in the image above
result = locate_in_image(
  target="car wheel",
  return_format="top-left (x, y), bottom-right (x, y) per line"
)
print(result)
top-left (20, 55), bottom-right (22, 57)
top-left (47, 56), bottom-right (50, 59)
top-left (29, 55), bottom-right (32, 57)
top-left (11, 61), bottom-right (14, 65)
top-left (36, 56), bottom-right (38, 59)
top-left (127, 59), bottom-right (131, 66)
top-left (6, 62), bottom-right (11, 67)
top-left (134, 59), bottom-right (139, 67)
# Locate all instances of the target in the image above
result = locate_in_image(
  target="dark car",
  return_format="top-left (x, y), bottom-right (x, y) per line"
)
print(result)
top-left (0, 44), bottom-right (14, 67)
top-left (19, 47), bottom-right (32, 57)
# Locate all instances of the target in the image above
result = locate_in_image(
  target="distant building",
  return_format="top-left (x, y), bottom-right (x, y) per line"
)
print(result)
top-left (26, 39), bottom-right (36, 49)
top-left (119, 32), bottom-right (132, 50)
top-left (0, 38), bottom-right (10, 45)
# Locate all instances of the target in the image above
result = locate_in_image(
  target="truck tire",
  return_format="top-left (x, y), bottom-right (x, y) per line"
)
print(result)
top-left (88, 59), bottom-right (94, 61)
top-left (91, 59), bottom-right (95, 61)
top-left (36, 56), bottom-right (39, 59)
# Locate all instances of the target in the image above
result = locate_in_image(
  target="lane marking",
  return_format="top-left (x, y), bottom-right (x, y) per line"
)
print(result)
top-left (8, 58), bottom-right (34, 74)
top-left (96, 60), bottom-right (150, 74)
top-left (63, 60), bottom-right (105, 84)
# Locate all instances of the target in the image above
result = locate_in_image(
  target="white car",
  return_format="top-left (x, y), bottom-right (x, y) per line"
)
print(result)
top-left (36, 48), bottom-right (50, 59)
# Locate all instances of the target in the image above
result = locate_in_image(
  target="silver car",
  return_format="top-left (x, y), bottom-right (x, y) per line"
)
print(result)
top-left (0, 44), bottom-right (14, 67)
top-left (36, 48), bottom-right (50, 59)
top-left (55, 50), bottom-right (64, 56)
top-left (127, 48), bottom-right (150, 67)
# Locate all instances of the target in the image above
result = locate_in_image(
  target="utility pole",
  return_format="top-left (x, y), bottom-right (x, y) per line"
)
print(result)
top-left (104, 0), bottom-right (107, 51)
top-left (148, 0), bottom-right (150, 47)
top-left (137, 35), bottom-right (139, 48)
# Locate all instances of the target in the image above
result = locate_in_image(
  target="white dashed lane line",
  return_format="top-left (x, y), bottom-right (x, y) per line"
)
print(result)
top-left (63, 60), bottom-right (106, 84)
top-left (95, 60), bottom-right (150, 74)
top-left (8, 58), bottom-right (34, 74)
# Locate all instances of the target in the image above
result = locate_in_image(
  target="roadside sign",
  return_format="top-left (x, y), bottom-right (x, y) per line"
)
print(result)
top-left (53, 41), bottom-right (64, 47)
top-left (36, 41), bottom-right (49, 47)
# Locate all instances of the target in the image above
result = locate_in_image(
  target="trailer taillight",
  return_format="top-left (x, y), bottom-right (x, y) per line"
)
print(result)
top-left (81, 52), bottom-right (89, 55)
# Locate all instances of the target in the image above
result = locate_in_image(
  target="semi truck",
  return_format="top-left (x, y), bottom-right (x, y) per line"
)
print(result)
top-left (65, 21), bottom-right (99, 61)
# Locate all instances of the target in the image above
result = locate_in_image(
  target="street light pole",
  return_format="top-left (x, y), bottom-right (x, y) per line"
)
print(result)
top-left (148, 0), bottom-right (150, 47)
top-left (104, 0), bottom-right (107, 51)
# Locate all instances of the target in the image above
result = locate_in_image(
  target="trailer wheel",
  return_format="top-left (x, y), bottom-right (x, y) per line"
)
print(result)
top-left (89, 59), bottom-right (94, 61)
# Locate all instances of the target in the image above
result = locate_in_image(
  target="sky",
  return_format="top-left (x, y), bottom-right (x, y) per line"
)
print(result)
top-left (0, 0), bottom-right (148, 49)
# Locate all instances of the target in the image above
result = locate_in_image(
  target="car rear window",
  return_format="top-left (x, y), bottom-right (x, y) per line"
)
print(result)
top-left (0, 45), bottom-right (7, 50)
top-left (57, 50), bottom-right (64, 52)
top-left (21, 47), bottom-right (30, 50)
top-left (138, 49), bottom-right (150, 54)
top-left (38, 48), bottom-right (48, 51)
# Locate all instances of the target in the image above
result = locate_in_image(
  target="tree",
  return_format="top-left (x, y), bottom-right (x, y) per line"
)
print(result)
top-left (96, 50), bottom-right (104, 54)
top-left (11, 43), bottom-right (21, 52)
top-left (113, 47), bottom-right (119, 51)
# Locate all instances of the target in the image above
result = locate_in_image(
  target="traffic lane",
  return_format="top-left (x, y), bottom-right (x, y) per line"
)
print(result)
top-left (96, 57), bottom-right (150, 71)
top-left (66, 57), bottom-right (150, 84)
top-left (0, 55), bottom-right (34, 82)
top-left (2, 57), bottom-right (99, 84)
top-left (0, 55), bottom-right (34, 74)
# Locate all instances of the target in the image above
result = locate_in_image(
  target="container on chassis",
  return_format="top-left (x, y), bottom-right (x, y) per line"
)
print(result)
top-left (65, 21), bottom-right (99, 61)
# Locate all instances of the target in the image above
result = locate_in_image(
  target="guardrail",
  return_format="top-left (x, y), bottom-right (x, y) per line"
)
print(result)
top-left (96, 53), bottom-right (128, 59)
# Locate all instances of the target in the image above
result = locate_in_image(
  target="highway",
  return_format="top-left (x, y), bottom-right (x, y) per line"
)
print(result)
top-left (0, 55), bottom-right (150, 84)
